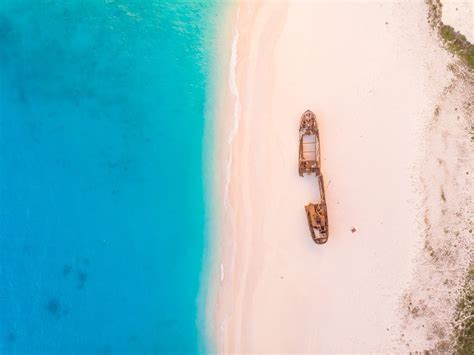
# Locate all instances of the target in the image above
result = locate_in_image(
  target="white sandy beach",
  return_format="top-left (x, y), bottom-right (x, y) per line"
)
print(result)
top-left (209, 0), bottom-right (473, 353)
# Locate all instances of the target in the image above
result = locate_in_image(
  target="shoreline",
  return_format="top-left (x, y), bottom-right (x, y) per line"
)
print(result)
top-left (209, 1), bottom-right (473, 352)
top-left (199, 1), bottom-right (237, 352)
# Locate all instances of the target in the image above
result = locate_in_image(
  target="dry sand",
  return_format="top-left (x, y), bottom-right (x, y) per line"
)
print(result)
top-left (209, 0), bottom-right (473, 353)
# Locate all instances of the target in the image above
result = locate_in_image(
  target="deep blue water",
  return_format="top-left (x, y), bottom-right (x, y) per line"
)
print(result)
top-left (0, 1), bottom-right (218, 353)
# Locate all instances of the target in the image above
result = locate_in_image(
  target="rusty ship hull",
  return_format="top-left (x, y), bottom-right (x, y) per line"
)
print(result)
top-left (299, 110), bottom-right (329, 244)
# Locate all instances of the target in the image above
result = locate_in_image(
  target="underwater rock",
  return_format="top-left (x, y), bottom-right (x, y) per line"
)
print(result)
top-left (77, 271), bottom-right (88, 289)
top-left (62, 264), bottom-right (72, 276)
top-left (46, 298), bottom-right (61, 317)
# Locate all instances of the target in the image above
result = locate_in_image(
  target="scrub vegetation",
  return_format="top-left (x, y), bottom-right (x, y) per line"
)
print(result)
top-left (452, 267), bottom-right (474, 354)
top-left (427, 0), bottom-right (474, 70)
top-left (424, 2), bottom-right (473, 353)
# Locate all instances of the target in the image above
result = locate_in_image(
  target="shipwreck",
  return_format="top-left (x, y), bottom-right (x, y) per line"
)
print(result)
top-left (299, 110), bottom-right (329, 244)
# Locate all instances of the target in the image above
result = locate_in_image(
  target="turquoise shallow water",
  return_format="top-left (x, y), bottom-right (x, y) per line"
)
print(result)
top-left (0, 0), bottom-right (218, 353)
